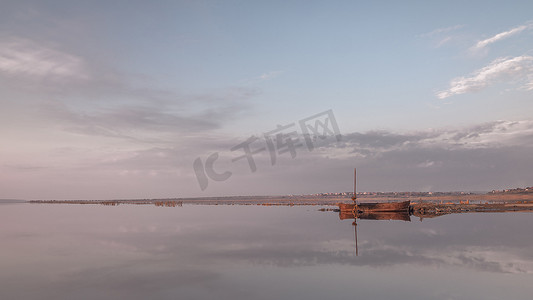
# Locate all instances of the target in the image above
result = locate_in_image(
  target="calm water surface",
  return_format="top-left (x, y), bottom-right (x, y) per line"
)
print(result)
top-left (1, 203), bottom-right (533, 300)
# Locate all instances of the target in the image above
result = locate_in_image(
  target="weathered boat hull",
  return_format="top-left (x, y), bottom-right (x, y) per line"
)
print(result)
top-left (338, 200), bottom-right (411, 213)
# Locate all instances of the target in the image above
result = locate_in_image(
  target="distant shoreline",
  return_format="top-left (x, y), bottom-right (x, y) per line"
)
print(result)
top-left (0, 199), bottom-right (27, 203)
top-left (27, 193), bottom-right (533, 206)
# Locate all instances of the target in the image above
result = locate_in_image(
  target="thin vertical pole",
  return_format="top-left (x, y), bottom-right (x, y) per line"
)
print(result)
top-left (353, 221), bottom-right (358, 257)
top-left (353, 168), bottom-right (357, 200)
top-left (353, 168), bottom-right (359, 256)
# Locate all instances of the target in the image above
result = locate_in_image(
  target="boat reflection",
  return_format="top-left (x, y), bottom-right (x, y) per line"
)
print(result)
top-left (339, 210), bottom-right (411, 257)
top-left (339, 210), bottom-right (411, 222)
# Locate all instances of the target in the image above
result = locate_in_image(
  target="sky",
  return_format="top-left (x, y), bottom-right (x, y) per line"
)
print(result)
top-left (1, 0), bottom-right (532, 200)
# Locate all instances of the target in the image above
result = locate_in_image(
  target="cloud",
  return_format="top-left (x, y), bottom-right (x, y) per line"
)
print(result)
top-left (436, 56), bottom-right (533, 99)
top-left (418, 25), bottom-right (464, 38)
top-left (330, 120), bottom-right (533, 159)
top-left (418, 25), bottom-right (464, 48)
top-left (258, 70), bottom-right (283, 80)
top-left (0, 36), bottom-right (88, 80)
top-left (172, 119), bottom-right (533, 195)
top-left (471, 23), bottom-right (532, 51)
top-left (435, 36), bottom-right (453, 48)
top-left (3, 117), bottom-right (532, 199)
top-left (38, 86), bottom-right (259, 143)
top-left (0, 40), bottom-right (261, 136)
top-left (417, 160), bottom-right (442, 168)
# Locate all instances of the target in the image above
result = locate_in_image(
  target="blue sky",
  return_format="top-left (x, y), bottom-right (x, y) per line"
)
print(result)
top-left (1, 1), bottom-right (532, 199)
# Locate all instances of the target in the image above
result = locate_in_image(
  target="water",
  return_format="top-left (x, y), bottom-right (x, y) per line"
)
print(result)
top-left (1, 202), bottom-right (533, 300)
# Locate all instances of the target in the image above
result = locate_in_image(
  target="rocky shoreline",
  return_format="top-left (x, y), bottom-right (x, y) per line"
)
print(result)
top-left (410, 201), bottom-right (533, 219)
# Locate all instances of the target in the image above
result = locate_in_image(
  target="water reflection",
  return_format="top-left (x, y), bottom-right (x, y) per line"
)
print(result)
top-left (1, 204), bottom-right (533, 300)
top-left (338, 210), bottom-right (412, 256)
top-left (335, 209), bottom-right (533, 275)
top-left (339, 210), bottom-right (411, 221)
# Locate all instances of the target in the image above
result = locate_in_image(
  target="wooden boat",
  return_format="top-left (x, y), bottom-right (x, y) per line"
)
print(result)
top-left (338, 200), bottom-right (411, 213)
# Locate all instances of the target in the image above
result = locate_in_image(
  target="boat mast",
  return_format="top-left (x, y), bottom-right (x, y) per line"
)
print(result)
top-left (352, 168), bottom-right (359, 256)
top-left (351, 168), bottom-right (358, 216)
top-left (353, 168), bottom-right (357, 201)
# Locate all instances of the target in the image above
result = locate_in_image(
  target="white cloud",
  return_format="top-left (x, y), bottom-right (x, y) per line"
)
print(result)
top-left (336, 120), bottom-right (533, 158)
top-left (471, 23), bottom-right (531, 51)
top-left (258, 70), bottom-right (283, 81)
top-left (417, 160), bottom-right (442, 168)
top-left (0, 37), bottom-right (88, 80)
top-left (420, 120), bottom-right (533, 149)
top-left (437, 56), bottom-right (533, 99)
top-left (418, 24), bottom-right (464, 38)
top-left (435, 36), bottom-right (453, 48)
top-left (525, 80), bottom-right (533, 91)
top-left (418, 25), bottom-right (464, 48)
